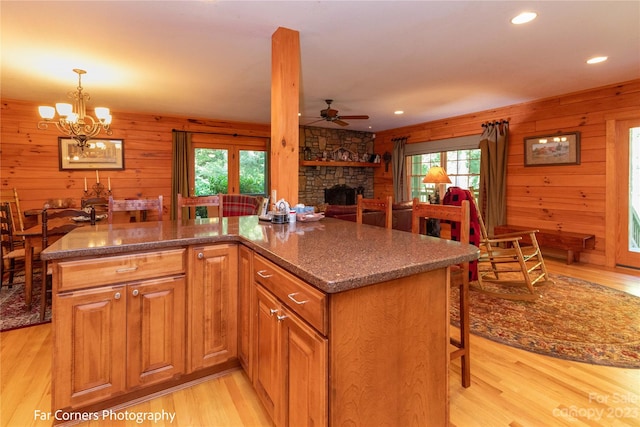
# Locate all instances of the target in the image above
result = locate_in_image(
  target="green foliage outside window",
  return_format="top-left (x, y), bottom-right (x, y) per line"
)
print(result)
top-left (194, 148), bottom-right (266, 196)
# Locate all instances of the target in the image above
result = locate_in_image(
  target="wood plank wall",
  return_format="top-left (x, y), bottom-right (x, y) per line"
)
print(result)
top-left (0, 99), bottom-right (270, 224)
top-left (373, 79), bottom-right (640, 266)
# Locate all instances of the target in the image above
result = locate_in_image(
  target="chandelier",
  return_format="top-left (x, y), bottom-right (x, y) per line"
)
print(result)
top-left (37, 69), bottom-right (112, 148)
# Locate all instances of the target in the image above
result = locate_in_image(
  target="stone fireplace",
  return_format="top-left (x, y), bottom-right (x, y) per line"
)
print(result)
top-left (298, 126), bottom-right (377, 206)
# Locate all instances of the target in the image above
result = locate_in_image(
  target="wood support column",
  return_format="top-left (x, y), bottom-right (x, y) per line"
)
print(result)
top-left (270, 27), bottom-right (300, 205)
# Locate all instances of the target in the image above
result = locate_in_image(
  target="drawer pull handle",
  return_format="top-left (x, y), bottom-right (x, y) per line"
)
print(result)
top-left (132, 289), bottom-right (139, 297)
top-left (269, 308), bottom-right (279, 316)
top-left (116, 266), bottom-right (139, 273)
top-left (114, 292), bottom-right (121, 300)
top-left (257, 270), bottom-right (273, 279)
top-left (288, 293), bottom-right (308, 305)
top-left (198, 252), bottom-right (204, 260)
top-left (276, 314), bottom-right (288, 322)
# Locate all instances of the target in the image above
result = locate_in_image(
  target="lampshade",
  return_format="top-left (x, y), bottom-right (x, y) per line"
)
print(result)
top-left (422, 166), bottom-right (451, 184)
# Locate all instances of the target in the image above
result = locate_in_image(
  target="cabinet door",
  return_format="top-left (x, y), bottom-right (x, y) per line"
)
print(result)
top-left (127, 275), bottom-right (186, 388)
top-left (253, 285), bottom-right (281, 422)
top-left (238, 245), bottom-right (254, 377)
top-left (188, 244), bottom-right (238, 372)
top-left (53, 285), bottom-right (127, 410)
top-left (280, 307), bottom-right (328, 427)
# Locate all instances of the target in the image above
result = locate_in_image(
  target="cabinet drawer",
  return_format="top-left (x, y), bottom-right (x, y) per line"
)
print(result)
top-left (55, 249), bottom-right (186, 291)
top-left (254, 255), bottom-right (327, 335)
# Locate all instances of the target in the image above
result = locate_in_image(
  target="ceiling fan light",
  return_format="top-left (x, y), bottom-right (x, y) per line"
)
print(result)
top-left (38, 105), bottom-right (55, 120)
top-left (56, 102), bottom-right (73, 117)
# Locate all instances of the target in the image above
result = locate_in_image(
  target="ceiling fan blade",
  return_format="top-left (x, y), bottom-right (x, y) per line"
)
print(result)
top-left (337, 115), bottom-right (369, 120)
top-left (333, 119), bottom-right (349, 126)
top-left (304, 119), bottom-right (324, 125)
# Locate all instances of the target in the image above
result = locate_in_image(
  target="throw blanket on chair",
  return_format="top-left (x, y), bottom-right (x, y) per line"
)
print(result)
top-left (443, 187), bottom-right (480, 280)
top-left (222, 194), bottom-right (259, 217)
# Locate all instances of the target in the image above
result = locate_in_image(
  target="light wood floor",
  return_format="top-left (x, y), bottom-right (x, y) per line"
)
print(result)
top-left (2, 259), bottom-right (639, 427)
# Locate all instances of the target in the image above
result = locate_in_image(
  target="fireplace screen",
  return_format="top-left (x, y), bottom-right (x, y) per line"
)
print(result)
top-left (324, 184), bottom-right (356, 205)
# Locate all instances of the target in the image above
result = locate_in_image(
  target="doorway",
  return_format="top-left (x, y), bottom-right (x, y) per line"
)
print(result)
top-left (615, 118), bottom-right (640, 269)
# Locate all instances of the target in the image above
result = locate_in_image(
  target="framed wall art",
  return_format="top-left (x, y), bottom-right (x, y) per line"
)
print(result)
top-left (58, 138), bottom-right (125, 170)
top-left (524, 132), bottom-right (580, 166)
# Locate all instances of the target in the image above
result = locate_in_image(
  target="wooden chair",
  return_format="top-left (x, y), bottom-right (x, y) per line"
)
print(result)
top-left (468, 191), bottom-right (553, 301)
top-left (176, 194), bottom-right (220, 220)
top-left (218, 194), bottom-right (259, 217)
top-left (0, 202), bottom-right (35, 290)
top-left (108, 196), bottom-right (164, 224)
top-left (40, 207), bottom-right (95, 320)
top-left (0, 188), bottom-right (25, 237)
top-left (412, 198), bottom-right (472, 388)
top-left (356, 194), bottom-right (393, 229)
top-left (82, 197), bottom-right (109, 215)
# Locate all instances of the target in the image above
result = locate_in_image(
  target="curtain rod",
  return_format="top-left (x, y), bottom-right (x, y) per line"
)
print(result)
top-left (172, 129), bottom-right (270, 139)
top-left (391, 136), bottom-right (409, 142)
top-left (481, 119), bottom-right (509, 128)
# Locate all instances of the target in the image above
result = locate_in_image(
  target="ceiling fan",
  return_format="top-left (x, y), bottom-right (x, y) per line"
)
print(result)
top-left (310, 99), bottom-right (369, 127)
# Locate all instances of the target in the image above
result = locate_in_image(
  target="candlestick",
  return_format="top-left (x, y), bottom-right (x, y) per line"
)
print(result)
top-left (108, 177), bottom-right (111, 191)
top-left (96, 170), bottom-right (100, 183)
top-left (84, 177), bottom-right (87, 191)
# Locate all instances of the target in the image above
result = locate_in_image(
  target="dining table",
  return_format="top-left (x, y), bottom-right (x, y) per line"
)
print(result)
top-left (16, 216), bottom-right (93, 309)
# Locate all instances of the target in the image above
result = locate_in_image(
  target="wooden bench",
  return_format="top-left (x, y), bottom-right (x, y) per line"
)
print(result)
top-left (493, 225), bottom-right (595, 265)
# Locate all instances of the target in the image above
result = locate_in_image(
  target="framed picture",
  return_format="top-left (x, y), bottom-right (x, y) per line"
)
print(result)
top-left (59, 138), bottom-right (124, 170)
top-left (524, 132), bottom-right (580, 166)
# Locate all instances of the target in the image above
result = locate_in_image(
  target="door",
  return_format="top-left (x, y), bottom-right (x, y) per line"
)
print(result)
top-left (253, 285), bottom-right (281, 422)
top-left (281, 306), bottom-right (328, 427)
top-left (54, 285), bottom-right (127, 410)
top-left (615, 118), bottom-right (640, 269)
top-left (188, 244), bottom-right (238, 372)
top-left (127, 276), bottom-right (186, 388)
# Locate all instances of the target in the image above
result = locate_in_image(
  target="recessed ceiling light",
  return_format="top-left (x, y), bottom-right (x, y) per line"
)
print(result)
top-left (394, 110), bottom-right (404, 115)
top-left (511, 12), bottom-right (537, 25)
top-left (587, 56), bottom-right (608, 64)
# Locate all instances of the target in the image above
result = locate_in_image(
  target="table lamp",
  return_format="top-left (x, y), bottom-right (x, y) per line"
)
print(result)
top-left (422, 166), bottom-right (451, 204)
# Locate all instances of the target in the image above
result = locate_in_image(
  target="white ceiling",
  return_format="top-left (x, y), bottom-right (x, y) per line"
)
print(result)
top-left (2, 1), bottom-right (639, 133)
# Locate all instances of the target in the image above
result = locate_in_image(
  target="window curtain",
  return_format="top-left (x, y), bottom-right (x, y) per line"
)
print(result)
top-left (171, 130), bottom-right (191, 220)
top-left (392, 137), bottom-right (407, 202)
top-left (478, 121), bottom-right (508, 235)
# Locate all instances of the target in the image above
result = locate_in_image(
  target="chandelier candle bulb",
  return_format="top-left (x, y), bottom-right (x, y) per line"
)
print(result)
top-left (96, 170), bottom-right (99, 183)
top-left (108, 177), bottom-right (111, 191)
top-left (84, 177), bottom-right (87, 191)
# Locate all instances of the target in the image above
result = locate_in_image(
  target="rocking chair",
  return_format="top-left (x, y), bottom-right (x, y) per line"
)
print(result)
top-left (469, 191), bottom-right (553, 301)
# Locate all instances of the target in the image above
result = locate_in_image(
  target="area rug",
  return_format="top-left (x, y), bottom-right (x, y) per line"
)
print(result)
top-left (450, 273), bottom-right (640, 369)
top-left (0, 271), bottom-right (51, 332)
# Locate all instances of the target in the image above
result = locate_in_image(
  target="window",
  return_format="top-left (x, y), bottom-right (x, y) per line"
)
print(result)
top-left (190, 134), bottom-right (268, 197)
top-left (406, 136), bottom-right (481, 202)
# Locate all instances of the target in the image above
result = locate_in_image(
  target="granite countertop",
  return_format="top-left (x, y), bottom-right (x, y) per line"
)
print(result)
top-left (42, 216), bottom-right (479, 293)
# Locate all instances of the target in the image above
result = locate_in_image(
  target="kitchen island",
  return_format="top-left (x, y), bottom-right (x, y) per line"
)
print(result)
top-left (43, 216), bottom-right (478, 426)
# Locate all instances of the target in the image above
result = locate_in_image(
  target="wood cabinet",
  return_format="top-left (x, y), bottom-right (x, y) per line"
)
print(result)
top-left (251, 252), bottom-right (449, 427)
top-left (238, 244), bottom-right (254, 376)
top-left (253, 255), bottom-right (328, 427)
top-left (187, 244), bottom-right (238, 372)
top-left (52, 249), bottom-right (186, 411)
top-left (54, 285), bottom-right (127, 410)
top-left (126, 276), bottom-right (186, 388)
